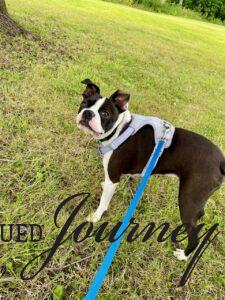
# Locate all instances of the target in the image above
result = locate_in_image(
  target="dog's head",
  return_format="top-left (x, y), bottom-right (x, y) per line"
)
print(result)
top-left (77, 79), bottom-right (130, 139)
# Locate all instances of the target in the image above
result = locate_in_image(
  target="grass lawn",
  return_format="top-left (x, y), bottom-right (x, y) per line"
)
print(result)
top-left (0, 0), bottom-right (225, 298)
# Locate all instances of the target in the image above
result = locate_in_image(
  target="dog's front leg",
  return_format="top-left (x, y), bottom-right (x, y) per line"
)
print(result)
top-left (87, 179), bottom-right (118, 223)
top-left (87, 151), bottom-right (118, 223)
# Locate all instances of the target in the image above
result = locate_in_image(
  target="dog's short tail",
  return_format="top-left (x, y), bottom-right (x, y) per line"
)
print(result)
top-left (221, 160), bottom-right (225, 175)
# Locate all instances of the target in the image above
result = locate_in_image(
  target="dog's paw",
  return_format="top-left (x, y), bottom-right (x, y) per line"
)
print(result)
top-left (86, 211), bottom-right (102, 223)
top-left (173, 249), bottom-right (188, 261)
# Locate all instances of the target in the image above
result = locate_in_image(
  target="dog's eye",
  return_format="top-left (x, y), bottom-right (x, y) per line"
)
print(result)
top-left (101, 110), bottom-right (110, 118)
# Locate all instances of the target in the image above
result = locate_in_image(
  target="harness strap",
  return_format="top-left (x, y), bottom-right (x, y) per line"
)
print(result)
top-left (98, 114), bottom-right (174, 156)
top-left (99, 126), bottom-right (135, 155)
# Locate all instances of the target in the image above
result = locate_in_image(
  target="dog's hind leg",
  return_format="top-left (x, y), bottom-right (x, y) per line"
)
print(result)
top-left (174, 172), bottom-right (222, 261)
top-left (197, 209), bottom-right (205, 220)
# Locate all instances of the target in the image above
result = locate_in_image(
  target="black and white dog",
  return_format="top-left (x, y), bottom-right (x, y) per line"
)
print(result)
top-left (77, 79), bottom-right (225, 260)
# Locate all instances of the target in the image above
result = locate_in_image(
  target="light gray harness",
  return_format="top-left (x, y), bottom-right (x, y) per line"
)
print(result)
top-left (99, 113), bottom-right (175, 154)
top-left (98, 114), bottom-right (175, 177)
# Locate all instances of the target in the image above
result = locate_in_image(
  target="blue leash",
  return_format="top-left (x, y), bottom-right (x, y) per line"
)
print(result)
top-left (85, 139), bottom-right (166, 299)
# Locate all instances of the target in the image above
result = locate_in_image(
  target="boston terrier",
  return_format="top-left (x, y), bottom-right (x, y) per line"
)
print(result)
top-left (76, 79), bottom-right (225, 260)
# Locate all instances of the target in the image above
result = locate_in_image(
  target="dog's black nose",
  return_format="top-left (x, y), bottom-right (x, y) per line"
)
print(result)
top-left (82, 110), bottom-right (95, 121)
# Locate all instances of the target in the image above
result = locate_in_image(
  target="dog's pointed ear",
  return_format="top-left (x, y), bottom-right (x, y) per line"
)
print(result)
top-left (81, 78), bottom-right (100, 98)
top-left (81, 79), bottom-right (93, 85)
top-left (109, 89), bottom-right (130, 111)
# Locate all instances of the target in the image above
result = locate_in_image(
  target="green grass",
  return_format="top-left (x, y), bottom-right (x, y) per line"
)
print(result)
top-left (0, 0), bottom-right (225, 298)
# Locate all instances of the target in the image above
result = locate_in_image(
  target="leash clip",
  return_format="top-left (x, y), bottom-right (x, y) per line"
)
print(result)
top-left (162, 121), bottom-right (171, 141)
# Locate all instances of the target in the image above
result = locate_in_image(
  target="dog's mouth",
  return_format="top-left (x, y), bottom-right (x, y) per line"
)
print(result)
top-left (79, 120), bottom-right (102, 136)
